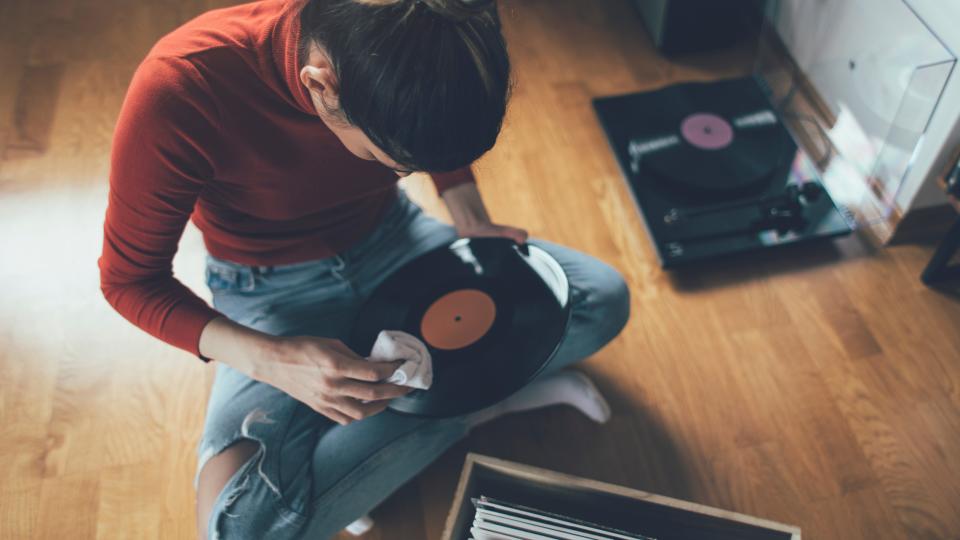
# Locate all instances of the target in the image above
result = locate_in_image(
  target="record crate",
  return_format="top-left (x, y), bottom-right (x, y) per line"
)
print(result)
top-left (442, 453), bottom-right (800, 540)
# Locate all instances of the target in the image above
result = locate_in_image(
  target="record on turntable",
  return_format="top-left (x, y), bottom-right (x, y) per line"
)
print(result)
top-left (622, 80), bottom-right (797, 200)
top-left (348, 237), bottom-right (571, 417)
top-left (644, 111), bottom-right (793, 199)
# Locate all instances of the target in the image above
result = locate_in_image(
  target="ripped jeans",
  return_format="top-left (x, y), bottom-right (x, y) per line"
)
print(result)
top-left (197, 189), bottom-right (631, 539)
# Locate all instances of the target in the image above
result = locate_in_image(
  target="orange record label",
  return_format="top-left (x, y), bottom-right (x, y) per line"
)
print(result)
top-left (420, 289), bottom-right (497, 350)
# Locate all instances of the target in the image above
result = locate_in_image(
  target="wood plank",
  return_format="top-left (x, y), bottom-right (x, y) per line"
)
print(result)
top-left (2, 0), bottom-right (960, 539)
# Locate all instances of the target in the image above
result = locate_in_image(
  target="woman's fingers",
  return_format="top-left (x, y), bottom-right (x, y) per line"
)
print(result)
top-left (317, 406), bottom-right (353, 426)
top-left (330, 396), bottom-right (389, 421)
top-left (508, 226), bottom-right (529, 244)
top-left (281, 337), bottom-right (410, 424)
top-left (323, 339), bottom-right (362, 358)
top-left (316, 339), bottom-right (405, 382)
top-left (333, 355), bottom-right (403, 382)
top-left (338, 379), bottom-right (413, 402)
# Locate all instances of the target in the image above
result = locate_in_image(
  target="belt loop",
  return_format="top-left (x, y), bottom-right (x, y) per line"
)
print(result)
top-left (244, 265), bottom-right (272, 291)
top-left (240, 269), bottom-right (257, 292)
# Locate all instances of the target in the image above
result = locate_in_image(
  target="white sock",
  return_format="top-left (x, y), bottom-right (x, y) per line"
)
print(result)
top-left (466, 370), bottom-right (611, 428)
top-left (345, 514), bottom-right (374, 536)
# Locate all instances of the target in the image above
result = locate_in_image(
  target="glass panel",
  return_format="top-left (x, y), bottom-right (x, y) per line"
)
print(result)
top-left (754, 0), bottom-right (956, 229)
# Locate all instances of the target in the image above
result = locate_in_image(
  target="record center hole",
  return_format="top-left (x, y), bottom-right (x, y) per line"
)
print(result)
top-left (454, 315), bottom-right (462, 322)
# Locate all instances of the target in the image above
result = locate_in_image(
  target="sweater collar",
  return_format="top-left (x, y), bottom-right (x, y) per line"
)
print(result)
top-left (269, 0), bottom-right (316, 115)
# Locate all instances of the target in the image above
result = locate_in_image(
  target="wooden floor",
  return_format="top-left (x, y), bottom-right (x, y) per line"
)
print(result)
top-left (2, 1), bottom-right (959, 538)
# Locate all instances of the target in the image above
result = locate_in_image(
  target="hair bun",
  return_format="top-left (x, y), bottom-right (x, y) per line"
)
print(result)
top-left (354, 0), bottom-right (495, 21)
top-left (418, 0), bottom-right (496, 21)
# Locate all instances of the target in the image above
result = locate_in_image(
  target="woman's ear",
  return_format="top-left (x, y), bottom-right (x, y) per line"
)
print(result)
top-left (299, 53), bottom-right (340, 111)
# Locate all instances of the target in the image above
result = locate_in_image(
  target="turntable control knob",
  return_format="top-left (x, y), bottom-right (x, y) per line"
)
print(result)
top-left (666, 242), bottom-right (684, 257)
top-left (663, 208), bottom-right (682, 225)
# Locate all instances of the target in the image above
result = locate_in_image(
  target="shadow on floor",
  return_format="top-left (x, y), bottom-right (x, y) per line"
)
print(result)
top-left (398, 368), bottom-right (695, 532)
top-left (666, 233), bottom-right (874, 292)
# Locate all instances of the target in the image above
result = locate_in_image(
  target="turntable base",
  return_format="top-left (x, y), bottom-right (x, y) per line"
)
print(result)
top-left (594, 76), bottom-right (853, 268)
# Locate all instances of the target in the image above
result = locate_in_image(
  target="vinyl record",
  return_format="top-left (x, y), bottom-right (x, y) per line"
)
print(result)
top-left (348, 237), bottom-right (571, 417)
top-left (638, 83), bottom-right (795, 200)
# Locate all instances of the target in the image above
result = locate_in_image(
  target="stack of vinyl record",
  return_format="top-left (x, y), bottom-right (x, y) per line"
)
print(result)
top-left (468, 496), bottom-right (655, 540)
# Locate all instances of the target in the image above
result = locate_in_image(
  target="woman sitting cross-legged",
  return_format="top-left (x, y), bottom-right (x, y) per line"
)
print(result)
top-left (98, 0), bottom-right (630, 538)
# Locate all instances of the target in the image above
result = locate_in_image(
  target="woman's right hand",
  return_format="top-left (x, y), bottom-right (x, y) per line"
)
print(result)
top-left (258, 335), bottom-right (414, 425)
top-left (198, 317), bottom-right (413, 425)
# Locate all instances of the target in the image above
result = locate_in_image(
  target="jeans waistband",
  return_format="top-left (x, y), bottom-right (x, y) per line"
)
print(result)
top-left (204, 189), bottom-right (415, 276)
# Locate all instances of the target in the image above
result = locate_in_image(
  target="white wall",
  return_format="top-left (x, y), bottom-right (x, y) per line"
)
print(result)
top-left (771, 0), bottom-right (959, 211)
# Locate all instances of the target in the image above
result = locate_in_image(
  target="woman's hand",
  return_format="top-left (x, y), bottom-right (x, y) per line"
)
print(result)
top-left (457, 221), bottom-right (529, 245)
top-left (199, 317), bottom-right (412, 425)
top-left (440, 182), bottom-right (529, 245)
top-left (258, 336), bottom-right (414, 425)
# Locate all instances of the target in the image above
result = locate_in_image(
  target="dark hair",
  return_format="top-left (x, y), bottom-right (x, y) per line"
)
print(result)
top-left (299, 0), bottom-right (511, 172)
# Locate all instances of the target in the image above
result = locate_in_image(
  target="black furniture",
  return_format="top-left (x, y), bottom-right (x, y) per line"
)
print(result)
top-left (921, 160), bottom-right (960, 285)
top-left (921, 217), bottom-right (960, 285)
top-left (633, 0), bottom-right (766, 55)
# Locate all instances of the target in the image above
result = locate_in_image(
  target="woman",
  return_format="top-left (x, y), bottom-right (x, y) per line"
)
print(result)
top-left (99, 0), bottom-right (630, 537)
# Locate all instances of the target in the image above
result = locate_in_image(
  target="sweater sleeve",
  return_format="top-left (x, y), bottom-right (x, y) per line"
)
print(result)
top-left (99, 56), bottom-right (223, 358)
top-left (430, 166), bottom-right (476, 194)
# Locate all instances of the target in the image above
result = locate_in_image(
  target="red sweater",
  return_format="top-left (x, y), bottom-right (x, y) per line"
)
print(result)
top-left (99, 0), bottom-right (474, 357)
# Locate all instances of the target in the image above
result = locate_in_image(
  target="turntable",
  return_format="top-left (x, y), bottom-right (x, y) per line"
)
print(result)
top-left (593, 76), bottom-right (854, 268)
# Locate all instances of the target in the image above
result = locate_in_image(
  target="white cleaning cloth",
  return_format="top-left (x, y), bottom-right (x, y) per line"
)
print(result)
top-left (367, 330), bottom-right (433, 390)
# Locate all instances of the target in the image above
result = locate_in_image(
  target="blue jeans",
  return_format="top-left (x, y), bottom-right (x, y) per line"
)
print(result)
top-left (198, 190), bottom-right (630, 539)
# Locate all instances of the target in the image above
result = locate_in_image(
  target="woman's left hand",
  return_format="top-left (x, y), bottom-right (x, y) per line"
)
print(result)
top-left (440, 182), bottom-right (528, 245)
top-left (457, 221), bottom-right (529, 245)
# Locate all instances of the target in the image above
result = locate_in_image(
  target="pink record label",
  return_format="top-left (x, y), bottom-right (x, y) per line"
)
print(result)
top-left (681, 113), bottom-right (734, 150)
